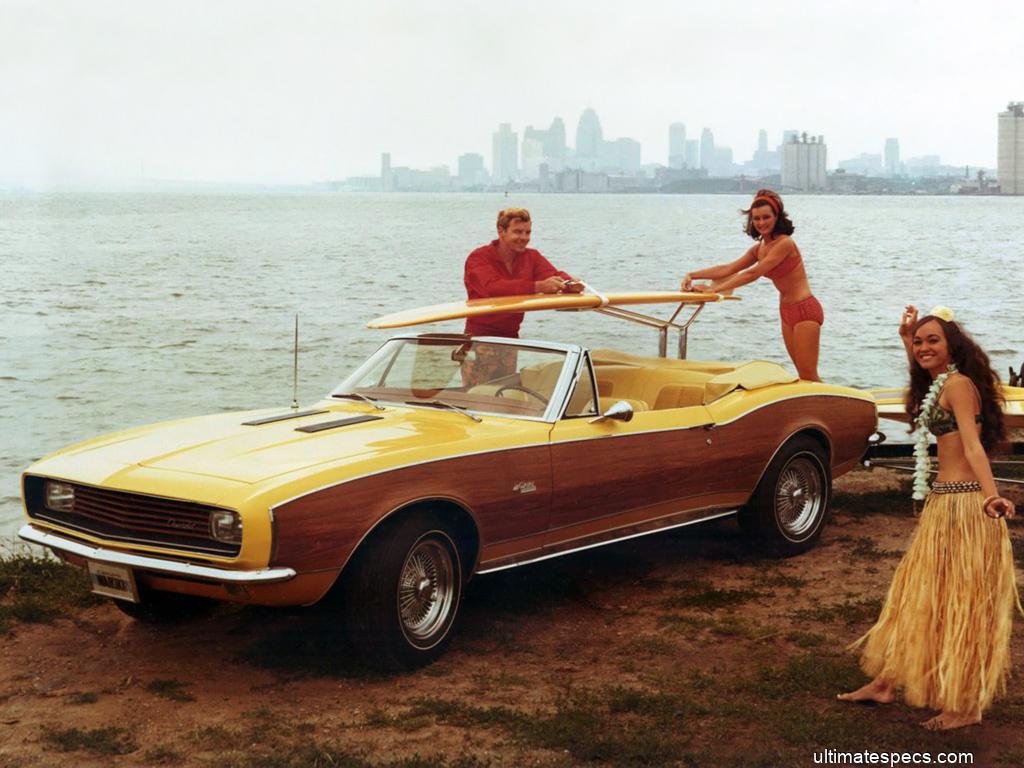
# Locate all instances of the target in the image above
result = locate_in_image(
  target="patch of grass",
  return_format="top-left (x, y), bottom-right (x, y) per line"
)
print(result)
top-left (0, 550), bottom-right (101, 630)
top-left (784, 630), bottom-right (826, 648)
top-left (790, 597), bottom-right (882, 626)
top-left (399, 691), bottom-right (692, 766)
top-left (757, 571), bottom-right (808, 589)
top-left (143, 745), bottom-right (184, 764)
top-left (656, 613), bottom-right (716, 636)
top-left (664, 577), bottom-right (764, 611)
top-left (619, 635), bottom-right (677, 656)
top-left (836, 535), bottom-right (901, 560)
top-left (743, 654), bottom-right (864, 700)
top-left (41, 725), bottom-right (137, 756)
top-left (189, 724), bottom-right (238, 750)
top-left (66, 691), bottom-right (99, 705)
top-left (145, 678), bottom-right (196, 702)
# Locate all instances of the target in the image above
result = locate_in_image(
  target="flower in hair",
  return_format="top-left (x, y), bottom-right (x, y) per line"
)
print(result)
top-left (928, 306), bottom-right (955, 322)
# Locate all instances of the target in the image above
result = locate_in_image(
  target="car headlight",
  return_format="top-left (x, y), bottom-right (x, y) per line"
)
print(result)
top-left (44, 481), bottom-right (75, 513)
top-left (210, 510), bottom-right (243, 544)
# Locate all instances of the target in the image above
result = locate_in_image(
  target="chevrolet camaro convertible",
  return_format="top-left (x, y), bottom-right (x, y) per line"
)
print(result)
top-left (20, 292), bottom-right (877, 668)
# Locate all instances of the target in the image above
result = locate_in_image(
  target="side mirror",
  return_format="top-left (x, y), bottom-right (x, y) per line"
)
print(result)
top-left (589, 400), bottom-right (634, 424)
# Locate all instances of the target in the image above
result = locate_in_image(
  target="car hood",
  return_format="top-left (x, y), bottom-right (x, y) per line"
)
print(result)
top-left (29, 403), bottom-right (547, 485)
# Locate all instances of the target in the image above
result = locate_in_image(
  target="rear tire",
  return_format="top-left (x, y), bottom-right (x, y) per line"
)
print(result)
top-left (342, 510), bottom-right (463, 670)
top-left (739, 435), bottom-right (831, 556)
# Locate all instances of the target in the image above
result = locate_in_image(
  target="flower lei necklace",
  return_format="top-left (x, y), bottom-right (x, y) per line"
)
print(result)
top-left (912, 363), bottom-right (957, 501)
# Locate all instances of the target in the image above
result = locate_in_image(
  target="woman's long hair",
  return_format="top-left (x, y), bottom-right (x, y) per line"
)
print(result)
top-left (741, 188), bottom-right (795, 240)
top-left (905, 315), bottom-right (1006, 451)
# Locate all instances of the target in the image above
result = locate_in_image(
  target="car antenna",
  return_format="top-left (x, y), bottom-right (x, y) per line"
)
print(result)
top-left (291, 314), bottom-right (299, 410)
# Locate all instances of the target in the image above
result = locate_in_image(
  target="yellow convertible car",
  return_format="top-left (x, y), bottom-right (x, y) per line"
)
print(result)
top-left (20, 291), bottom-right (876, 668)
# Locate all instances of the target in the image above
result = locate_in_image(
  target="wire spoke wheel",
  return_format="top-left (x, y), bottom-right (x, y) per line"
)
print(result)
top-left (397, 535), bottom-right (456, 647)
top-left (775, 456), bottom-right (825, 539)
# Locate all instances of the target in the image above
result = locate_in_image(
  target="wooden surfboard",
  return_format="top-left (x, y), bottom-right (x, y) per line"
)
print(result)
top-left (368, 291), bottom-right (739, 329)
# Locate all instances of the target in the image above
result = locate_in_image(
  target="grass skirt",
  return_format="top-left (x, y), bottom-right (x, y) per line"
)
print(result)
top-left (852, 490), bottom-right (1020, 714)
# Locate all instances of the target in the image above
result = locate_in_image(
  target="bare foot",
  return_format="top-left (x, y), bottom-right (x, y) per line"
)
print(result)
top-left (837, 680), bottom-right (895, 705)
top-left (922, 711), bottom-right (981, 731)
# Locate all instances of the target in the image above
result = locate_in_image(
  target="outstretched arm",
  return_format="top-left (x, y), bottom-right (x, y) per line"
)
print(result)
top-left (707, 237), bottom-right (795, 294)
top-left (898, 305), bottom-right (918, 363)
top-left (682, 246), bottom-right (757, 291)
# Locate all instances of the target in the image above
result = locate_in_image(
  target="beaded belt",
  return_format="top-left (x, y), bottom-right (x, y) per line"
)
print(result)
top-left (931, 481), bottom-right (982, 494)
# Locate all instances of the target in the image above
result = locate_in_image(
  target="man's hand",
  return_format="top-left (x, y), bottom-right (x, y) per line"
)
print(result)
top-left (561, 278), bottom-right (585, 294)
top-left (535, 276), bottom-right (568, 294)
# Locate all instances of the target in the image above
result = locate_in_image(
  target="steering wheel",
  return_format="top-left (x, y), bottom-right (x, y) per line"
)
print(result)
top-left (494, 384), bottom-right (549, 405)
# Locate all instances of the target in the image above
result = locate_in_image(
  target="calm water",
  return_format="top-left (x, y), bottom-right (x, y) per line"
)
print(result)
top-left (2, 192), bottom-right (1023, 538)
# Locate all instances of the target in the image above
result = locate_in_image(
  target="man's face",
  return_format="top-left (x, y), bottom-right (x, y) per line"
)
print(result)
top-left (497, 219), bottom-right (531, 254)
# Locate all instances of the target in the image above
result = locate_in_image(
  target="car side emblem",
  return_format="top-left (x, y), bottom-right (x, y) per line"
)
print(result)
top-left (512, 481), bottom-right (536, 494)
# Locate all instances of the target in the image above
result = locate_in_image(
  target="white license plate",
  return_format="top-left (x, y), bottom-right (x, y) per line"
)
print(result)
top-left (87, 560), bottom-right (139, 602)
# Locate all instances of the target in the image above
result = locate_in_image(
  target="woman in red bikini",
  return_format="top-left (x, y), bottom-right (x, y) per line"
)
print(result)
top-left (681, 189), bottom-right (822, 381)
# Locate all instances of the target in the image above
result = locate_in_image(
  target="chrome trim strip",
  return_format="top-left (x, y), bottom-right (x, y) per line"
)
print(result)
top-left (476, 508), bottom-right (737, 574)
top-left (18, 525), bottom-right (296, 584)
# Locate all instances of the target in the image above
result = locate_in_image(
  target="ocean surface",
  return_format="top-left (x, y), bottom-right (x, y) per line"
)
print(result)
top-left (2, 191), bottom-right (1023, 539)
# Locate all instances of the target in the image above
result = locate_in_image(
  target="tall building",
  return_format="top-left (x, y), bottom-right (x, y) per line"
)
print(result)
top-left (545, 117), bottom-right (567, 169)
top-left (884, 138), bottom-right (900, 177)
top-left (669, 123), bottom-right (687, 169)
top-left (758, 129), bottom-right (768, 153)
top-left (699, 128), bottom-right (715, 171)
top-left (997, 102), bottom-right (1024, 195)
top-left (381, 152), bottom-right (393, 192)
top-left (781, 132), bottom-right (828, 191)
top-left (684, 140), bottom-right (699, 168)
top-left (492, 123), bottom-right (518, 185)
top-left (458, 153), bottom-right (487, 188)
top-left (575, 108), bottom-right (603, 171)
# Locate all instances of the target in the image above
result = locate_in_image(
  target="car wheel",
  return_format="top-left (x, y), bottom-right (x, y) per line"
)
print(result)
top-left (111, 587), bottom-right (213, 623)
top-left (739, 435), bottom-right (831, 556)
top-left (343, 510), bottom-right (463, 670)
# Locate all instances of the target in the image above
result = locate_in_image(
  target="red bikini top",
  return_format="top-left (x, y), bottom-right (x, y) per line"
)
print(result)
top-left (761, 241), bottom-right (802, 281)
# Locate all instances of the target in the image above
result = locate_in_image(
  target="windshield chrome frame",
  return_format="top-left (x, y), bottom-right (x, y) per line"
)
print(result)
top-left (329, 334), bottom-right (584, 423)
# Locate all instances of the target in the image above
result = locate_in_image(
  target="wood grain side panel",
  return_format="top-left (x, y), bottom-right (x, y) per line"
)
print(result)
top-left (270, 445), bottom-right (551, 572)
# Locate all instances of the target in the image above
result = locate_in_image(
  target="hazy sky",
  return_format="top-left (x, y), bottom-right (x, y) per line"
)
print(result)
top-left (3, 0), bottom-right (1022, 186)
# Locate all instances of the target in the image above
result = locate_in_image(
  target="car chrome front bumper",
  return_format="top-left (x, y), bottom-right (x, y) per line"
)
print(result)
top-left (18, 524), bottom-right (296, 584)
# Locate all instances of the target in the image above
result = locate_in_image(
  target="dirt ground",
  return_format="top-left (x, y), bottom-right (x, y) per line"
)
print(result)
top-left (1, 467), bottom-right (1022, 768)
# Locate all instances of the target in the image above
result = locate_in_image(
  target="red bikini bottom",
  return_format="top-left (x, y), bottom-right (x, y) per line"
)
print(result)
top-left (779, 295), bottom-right (824, 327)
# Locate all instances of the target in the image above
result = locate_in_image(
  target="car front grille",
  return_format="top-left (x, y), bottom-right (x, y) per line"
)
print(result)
top-left (24, 477), bottom-right (240, 557)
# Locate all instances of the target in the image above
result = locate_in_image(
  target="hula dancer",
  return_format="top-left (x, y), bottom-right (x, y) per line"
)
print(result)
top-left (838, 306), bottom-right (1020, 730)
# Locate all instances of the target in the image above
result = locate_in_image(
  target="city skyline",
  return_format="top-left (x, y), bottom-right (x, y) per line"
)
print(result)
top-left (2, 1), bottom-right (1023, 187)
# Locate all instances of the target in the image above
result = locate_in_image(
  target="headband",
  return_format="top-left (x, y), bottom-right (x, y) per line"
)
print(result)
top-left (752, 195), bottom-right (780, 214)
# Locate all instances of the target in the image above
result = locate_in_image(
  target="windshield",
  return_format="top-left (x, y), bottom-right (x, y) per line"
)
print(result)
top-left (332, 338), bottom-right (571, 419)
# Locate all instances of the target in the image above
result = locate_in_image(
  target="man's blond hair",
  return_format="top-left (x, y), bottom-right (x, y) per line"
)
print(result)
top-left (496, 207), bottom-right (531, 230)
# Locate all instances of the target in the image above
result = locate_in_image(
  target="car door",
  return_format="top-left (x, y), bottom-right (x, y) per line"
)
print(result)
top-left (545, 352), bottom-right (722, 545)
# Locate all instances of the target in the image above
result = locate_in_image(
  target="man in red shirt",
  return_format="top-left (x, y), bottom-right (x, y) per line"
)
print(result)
top-left (463, 207), bottom-right (583, 338)
top-left (460, 208), bottom-right (583, 387)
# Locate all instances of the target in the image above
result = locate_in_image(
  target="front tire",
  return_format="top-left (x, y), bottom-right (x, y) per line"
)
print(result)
top-left (342, 510), bottom-right (463, 670)
top-left (739, 435), bottom-right (831, 556)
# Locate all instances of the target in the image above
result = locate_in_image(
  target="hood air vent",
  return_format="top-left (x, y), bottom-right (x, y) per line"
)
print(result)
top-left (295, 415), bottom-right (384, 433)
top-left (243, 409), bottom-right (328, 426)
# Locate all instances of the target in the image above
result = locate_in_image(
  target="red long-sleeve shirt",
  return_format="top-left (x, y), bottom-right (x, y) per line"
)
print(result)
top-left (463, 240), bottom-right (571, 337)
